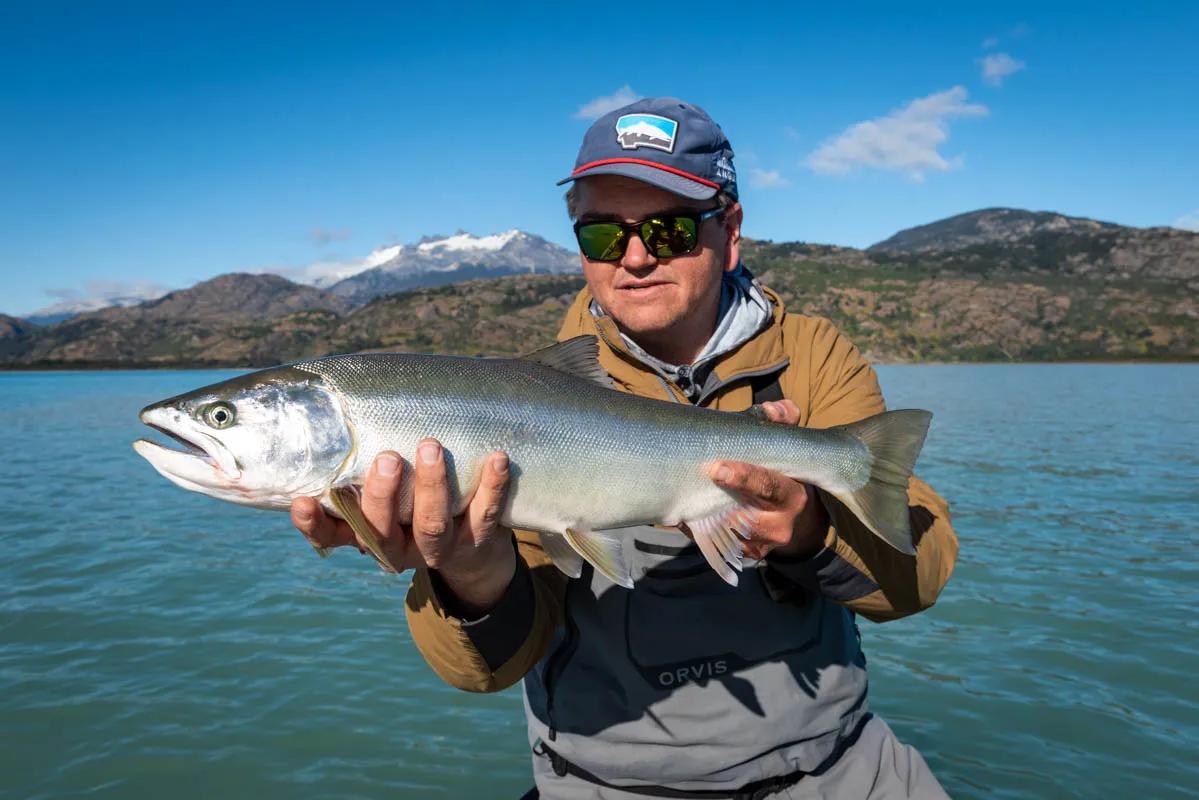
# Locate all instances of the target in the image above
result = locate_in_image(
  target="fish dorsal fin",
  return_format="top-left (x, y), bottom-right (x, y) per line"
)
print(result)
top-left (521, 335), bottom-right (613, 388)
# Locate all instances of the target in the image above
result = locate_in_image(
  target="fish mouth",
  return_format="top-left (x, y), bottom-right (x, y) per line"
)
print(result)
top-left (134, 406), bottom-right (241, 482)
top-left (142, 422), bottom-right (215, 464)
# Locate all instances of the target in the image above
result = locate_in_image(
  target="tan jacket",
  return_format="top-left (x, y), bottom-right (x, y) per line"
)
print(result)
top-left (405, 285), bottom-right (959, 692)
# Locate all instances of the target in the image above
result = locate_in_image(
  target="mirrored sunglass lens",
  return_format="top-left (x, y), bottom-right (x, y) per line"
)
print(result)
top-left (579, 224), bottom-right (626, 260)
top-left (642, 217), bottom-right (698, 257)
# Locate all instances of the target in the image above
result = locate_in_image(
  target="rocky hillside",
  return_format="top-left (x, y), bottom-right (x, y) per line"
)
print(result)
top-left (134, 273), bottom-right (350, 319)
top-left (0, 314), bottom-right (37, 360)
top-left (745, 241), bottom-right (1194, 362)
top-left (3, 210), bottom-right (1195, 367)
top-left (870, 208), bottom-right (1198, 281)
top-left (871, 208), bottom-right (1121, 251)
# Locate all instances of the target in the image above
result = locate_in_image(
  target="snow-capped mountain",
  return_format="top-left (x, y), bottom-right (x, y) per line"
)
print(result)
top-left (321, 229), bottom-right (579, 306)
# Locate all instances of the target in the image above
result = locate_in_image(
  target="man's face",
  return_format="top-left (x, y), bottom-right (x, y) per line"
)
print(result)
top-left (572, 175), bottom-right (741, 344)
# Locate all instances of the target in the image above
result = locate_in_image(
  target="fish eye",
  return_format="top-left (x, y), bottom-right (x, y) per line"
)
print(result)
top-left (203, 402), bottom-right (236, 429)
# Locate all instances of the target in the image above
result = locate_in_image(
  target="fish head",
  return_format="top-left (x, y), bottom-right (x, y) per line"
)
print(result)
top-left (133, 366), bottom-right (353, 509)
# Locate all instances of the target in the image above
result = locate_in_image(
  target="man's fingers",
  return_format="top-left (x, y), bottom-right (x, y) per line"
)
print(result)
top-left (411, 439), bottom-right (453, 568)
top-left (467, 452), bottom-right (510, 547)
top-left (710, 461), bottom-right (792, 506)
top-left (361, 451), bottom-right (404, 539)
top-left (291, 496), bottom-right (354, 549)
top-left (760, 399), bottom-right (801, 425)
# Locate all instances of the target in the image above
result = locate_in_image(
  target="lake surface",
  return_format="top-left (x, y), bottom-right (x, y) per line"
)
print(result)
top-left (1, 365), bottom-right (1196, 799)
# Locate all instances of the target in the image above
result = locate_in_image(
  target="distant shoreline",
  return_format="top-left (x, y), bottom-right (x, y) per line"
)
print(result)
top-left (2, 356), bottom-right (1195, 373)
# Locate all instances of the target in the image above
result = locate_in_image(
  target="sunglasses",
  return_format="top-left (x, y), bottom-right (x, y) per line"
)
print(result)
top-left (573, 207), bottom-right (725, 262)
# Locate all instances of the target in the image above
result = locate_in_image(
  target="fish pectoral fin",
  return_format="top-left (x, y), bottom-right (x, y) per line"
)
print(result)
top-left (327, 485), bottom-right (398, 574)
top-left (538, 532), bottom-right (584, 580)
top-left (685, 504), bottom-right (757, 588)
top-left (564, 528), bottom-right (634, 589)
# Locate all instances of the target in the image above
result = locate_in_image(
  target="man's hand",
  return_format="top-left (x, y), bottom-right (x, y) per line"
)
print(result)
top-left (290, 439), bottom-right (516, 616)
top-left (708, 400), bottom-right (829, 561)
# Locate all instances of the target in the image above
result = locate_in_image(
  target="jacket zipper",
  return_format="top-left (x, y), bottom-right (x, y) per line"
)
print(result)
top-left (542, 578), bottom-right (579, 741)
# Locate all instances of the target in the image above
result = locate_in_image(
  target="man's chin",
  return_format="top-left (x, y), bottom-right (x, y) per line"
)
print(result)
top-left (609, 309), bottom-right (685, 341)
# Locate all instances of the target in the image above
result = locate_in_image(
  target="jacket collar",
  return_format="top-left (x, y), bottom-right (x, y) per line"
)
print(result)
top-left (557, 278), bottom-right (790, 403)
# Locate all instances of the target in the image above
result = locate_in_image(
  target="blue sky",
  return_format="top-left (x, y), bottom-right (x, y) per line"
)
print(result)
top-left (2, 1), bottom-right (1196, 315)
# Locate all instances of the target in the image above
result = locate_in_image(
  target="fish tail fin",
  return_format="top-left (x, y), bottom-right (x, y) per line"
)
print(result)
top-left (827, 409), bottom-right (932, 556)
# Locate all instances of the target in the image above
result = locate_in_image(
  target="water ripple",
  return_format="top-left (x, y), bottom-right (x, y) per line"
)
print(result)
top-left (2, 365), bottom-right (1197, 799)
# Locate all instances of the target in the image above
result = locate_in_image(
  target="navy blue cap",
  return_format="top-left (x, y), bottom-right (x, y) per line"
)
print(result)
top-left (558, 97), bottom-right (737, 201)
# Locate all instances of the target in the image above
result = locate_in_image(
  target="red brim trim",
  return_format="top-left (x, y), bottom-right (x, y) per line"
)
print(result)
top-left (570, 158), bottom-right (721, 189)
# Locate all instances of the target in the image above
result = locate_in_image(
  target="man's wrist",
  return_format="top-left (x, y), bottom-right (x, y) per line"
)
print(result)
top-left (774, 485), bottom-right (830, 560)
top-left (433, 537), bottom-right (517, 618)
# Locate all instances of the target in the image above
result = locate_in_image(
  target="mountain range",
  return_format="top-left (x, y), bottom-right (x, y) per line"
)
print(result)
top-left (21, 229), bottom-right (579, 324)
top-left (319, 229), bottom-right (579, 305)
top-left (3, 209), bottom-right (1195, 367)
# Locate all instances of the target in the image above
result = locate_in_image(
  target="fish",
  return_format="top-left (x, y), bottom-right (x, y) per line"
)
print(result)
top-left (133, 335), bottom-right (932, 588)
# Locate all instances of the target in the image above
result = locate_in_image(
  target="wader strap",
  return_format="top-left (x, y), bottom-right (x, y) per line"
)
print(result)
top-left (750, 373), bottom-right (784, 404)
top-left (532, 713), bottom-right (871, 800)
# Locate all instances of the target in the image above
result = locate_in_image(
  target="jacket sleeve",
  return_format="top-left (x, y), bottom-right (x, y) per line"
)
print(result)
top-left (765, 318), bottom-right (959, 623)
top-left (404, 528), bottom-right (568, 692)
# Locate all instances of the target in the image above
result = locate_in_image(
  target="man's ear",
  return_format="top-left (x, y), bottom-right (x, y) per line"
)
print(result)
top-left (722, 201), bottom-right (743, 272)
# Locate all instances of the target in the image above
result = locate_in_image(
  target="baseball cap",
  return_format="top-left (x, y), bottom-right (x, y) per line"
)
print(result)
top-left (557, 97), bottom-right (738, 201)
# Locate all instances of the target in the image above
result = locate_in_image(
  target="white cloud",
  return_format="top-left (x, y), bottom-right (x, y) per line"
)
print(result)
top-left (980, 36), bottom-right (1000, 49)
top-left (31, 279), bottom-right (173, 317)
top-left (979, 52), bottom-right (1026, 87)
top-left (804, 86), bottom-right (988, 181)
top-left (309, 226), bottom-right (351, 246)
top-left (574, 85), bottom-right (641, 120)
top-left (43, 278), bottom-right (171, 304)
top-left (750, 168), bottom-right (790, 188)
top-left (1173, 209), bottom-right (1199, 231)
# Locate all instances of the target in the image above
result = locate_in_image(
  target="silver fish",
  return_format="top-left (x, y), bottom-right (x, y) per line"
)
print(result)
top-left (133, 336), bottom-right (932, 587)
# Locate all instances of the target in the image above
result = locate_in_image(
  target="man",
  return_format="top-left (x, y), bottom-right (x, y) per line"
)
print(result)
top-left (291, 97), bottom-right (959, 798)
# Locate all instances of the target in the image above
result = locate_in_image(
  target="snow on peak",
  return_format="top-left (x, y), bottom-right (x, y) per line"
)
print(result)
top-left (417, 229), bottom-right (522, 253)
top-left (362, 244), bottom-right (404, 270)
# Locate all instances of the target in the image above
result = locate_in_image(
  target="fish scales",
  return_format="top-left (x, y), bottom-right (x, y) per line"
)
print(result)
top-left (134, 336), bottom-right (932, 587)
top-left (293, 352), bottom-right (867, 534)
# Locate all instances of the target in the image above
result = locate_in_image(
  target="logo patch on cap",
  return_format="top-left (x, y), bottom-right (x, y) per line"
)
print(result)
top-left (614, 113), bottom-right (678, 153)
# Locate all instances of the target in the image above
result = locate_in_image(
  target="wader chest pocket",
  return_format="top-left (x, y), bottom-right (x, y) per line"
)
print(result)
top-left (624, 537), bottom-right (824, 691)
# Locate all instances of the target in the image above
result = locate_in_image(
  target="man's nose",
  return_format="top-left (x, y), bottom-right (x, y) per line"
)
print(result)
top-left (620, 231), bottom-right (657, 270)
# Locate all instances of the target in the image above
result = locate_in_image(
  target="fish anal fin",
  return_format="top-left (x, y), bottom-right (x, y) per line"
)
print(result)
top-left (521, 335), bottom-right (614, 388)
top-left (564, 528), bottom-right (633, 589)
top-left (685, 504), bottom-right (758, 587)
top-left (328, 485), bottom-right (398, 573)
top-left (538, 532), bottom-right (584, 579)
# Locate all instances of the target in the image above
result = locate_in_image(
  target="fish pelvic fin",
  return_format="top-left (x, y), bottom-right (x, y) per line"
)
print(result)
top-left (686, 504), bottom-right (756, 587)
top-left (521, 335), bottom-right (614, 389)
top-left (564, 528), bottom-right (633, 589)
top-left (327, 485), bottom-right (398, 573)
top-left (538, 532), bottom-right (584, 580)
top-left (827, 409), bottom-right (932, 556)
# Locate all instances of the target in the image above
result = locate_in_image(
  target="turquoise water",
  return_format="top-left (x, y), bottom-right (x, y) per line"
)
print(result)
top-left (1, 365), bottom-right (1196, 799)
